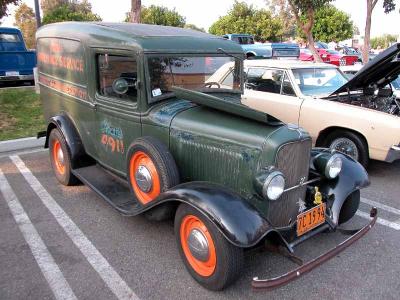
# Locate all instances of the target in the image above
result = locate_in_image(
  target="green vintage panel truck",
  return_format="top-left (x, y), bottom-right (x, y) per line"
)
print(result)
top-left (36, 22), bottom-right (377, 291)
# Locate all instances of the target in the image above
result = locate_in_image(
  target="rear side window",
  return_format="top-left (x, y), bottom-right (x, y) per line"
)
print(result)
top-left (246, 68), bottom-right (283, 94)
top-left (98, 54), bottom-right (137, 102)
top-left (0, 33), bottom-right (20, 42)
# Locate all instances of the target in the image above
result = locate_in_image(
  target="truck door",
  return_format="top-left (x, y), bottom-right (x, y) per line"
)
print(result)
top-left (93, 51), bottom-right (142, 174)
top-left (242, 68), bottom-right (302, 125)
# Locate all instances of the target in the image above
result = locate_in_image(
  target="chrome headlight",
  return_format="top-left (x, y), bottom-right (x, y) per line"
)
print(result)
top-left (314, 153), bottom-right (343, 179)
top-left (325, 154), bottom-right (342, 178)
top-left (263, 172), bottom-right (285, 200)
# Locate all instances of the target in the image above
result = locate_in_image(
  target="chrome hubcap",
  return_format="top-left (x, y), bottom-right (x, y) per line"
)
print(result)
top-left (135, 165), bottom-right (153, 193)
top-left (330, 138), bottom-right (359, 161)
top-left (187, 228), bottom-right (209, 262)
top-left (57, 147), bottom-right (64, 165)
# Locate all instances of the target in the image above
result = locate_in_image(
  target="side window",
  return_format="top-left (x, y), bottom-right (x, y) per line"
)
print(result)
top-left (231, 36), bottom-right (240, 43)
top-left (281, 73), bottom-right (296, 96)
top-left (98, 54), bottom-right (137, 101)
top-left (246, 68), bottom-right (283, 94)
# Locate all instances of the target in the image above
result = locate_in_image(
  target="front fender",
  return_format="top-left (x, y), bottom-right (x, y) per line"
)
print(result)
top-left (317, 153), bottom-right (370, 224)
top-left (157, 182), bottom-right (274, 248)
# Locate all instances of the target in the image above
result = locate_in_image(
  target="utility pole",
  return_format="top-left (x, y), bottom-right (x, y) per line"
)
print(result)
top-left (33, 0), bottom-right (41, 27)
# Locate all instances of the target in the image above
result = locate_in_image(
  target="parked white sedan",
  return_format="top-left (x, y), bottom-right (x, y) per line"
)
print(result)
top-left (208, 43), bottom-right (400, 166)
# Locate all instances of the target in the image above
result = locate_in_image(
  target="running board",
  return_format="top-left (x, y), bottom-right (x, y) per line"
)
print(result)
top-left (72, 165), bottom-right (141, 216)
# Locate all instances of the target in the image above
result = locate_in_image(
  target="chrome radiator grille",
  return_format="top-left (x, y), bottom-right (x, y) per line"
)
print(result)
top-left (266, 139), bottom-right (312, 227)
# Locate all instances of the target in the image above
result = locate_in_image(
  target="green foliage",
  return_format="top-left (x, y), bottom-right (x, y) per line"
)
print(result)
top-left (267, 0), bottom-right (297, 39)
top-left (41, 0), bottom-right (68, 15)
top-left (370, 34), bottom-right (398, 49)
top-left (297, 5), bottom-right (354, 42)
top-left (42, 3), bottom-right (101, 25)
top-left (0, 0), bottom-right (19, 20)
top-left (208, 1), bottom-right (283, 42)
top-left (289, 0), bottom-right (332, 12)
top-left (383, 0), bottom-right (396, 13)
top-left (125, 5), bottom-right (186, 27)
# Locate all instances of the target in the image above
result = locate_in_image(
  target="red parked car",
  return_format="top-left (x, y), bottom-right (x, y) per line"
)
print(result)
top-left (299, 48), bottom-right (358, 66)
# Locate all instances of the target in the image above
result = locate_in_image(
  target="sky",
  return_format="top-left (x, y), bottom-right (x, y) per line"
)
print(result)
top-left (1, 0), bottom-right (400, 38)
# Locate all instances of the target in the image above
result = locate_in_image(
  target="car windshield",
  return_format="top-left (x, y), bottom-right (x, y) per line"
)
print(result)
top-left (392, 76), bottom-right (400, 90)
top-left (147, 55), bottom-right (241, 101)
top-left (292, 68), bottom-right (348, 96)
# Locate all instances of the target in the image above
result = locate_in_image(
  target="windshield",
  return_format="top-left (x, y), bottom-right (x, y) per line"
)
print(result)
top-left (148, 55), bottom-right (241, 101)
top-left (392, 76), bottom-right (400, 90)
top-left (292, 68), bottom-right (348, 96)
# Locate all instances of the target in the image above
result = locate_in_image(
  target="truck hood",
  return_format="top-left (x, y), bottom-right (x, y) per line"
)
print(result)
top-left (331, 43), bottom-right (400, 95)
top-left (171, 86), bottom-right (282, 126)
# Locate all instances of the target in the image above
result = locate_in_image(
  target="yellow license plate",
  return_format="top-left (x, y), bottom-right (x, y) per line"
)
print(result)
top-left (296, 203), bottom-right (326, 236)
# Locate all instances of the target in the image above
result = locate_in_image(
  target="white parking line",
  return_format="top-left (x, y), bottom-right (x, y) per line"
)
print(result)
top-left (361, 197), bottom-right (400, 216)
top-left (0, 148), bottom-right (46, 159)
top-left (0, 169), bottom-right (78, 300)
top-left (10, 155), bottom-right (139, 300)
top-left (356, 211), bottom-right (400, 230)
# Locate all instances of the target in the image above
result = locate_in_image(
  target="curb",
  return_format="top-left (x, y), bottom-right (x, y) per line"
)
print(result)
top-left (0, 136), bottom-right (45, 153)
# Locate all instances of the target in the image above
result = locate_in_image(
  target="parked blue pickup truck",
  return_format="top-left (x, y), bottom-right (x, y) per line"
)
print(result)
top-left (0, 27), bottom-right (36, 84)
top-left (222, 33), bottom-right (300, 59)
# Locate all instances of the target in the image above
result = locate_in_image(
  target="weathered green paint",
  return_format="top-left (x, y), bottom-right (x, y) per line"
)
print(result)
top-left (37, 22), bottom-right (311, 219)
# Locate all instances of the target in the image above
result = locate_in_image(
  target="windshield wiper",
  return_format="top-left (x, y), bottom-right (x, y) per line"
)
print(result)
top-left (217, 48), bottom-right (243, 61)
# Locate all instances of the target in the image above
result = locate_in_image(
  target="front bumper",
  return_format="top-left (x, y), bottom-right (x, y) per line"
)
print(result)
top-left (385, 145), bottom-right (400, 163)
top-left (0, 74), bottom-right (34, 82)
top-left (252, 207), bottom-right (377, 290)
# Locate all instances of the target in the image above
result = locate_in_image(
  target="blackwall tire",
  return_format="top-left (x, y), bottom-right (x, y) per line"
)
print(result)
top-left (49, 128), bottom-right (78, 186)
top-left (174, 203), bottom-right (244, 291)
top-left (339, 190), bottom-right (361, 224)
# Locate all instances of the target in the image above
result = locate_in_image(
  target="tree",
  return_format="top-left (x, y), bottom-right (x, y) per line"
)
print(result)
top-left (14, 3), bottom-right (36, 49)
top-left (287, 0), bottom-right (333, 62)
top-left (184, 24), bottom-right (205, 32)
top-left (125, 5), bottom-right (186, 27)
top-left (267, 0), bottom-right (297, 40)
top-left (362, 0), bottom-right (397, 63)
top-left (42, 3), bottom-right (101, 25)
top-left (0, 0), bottom-right (19, 21)
top-left (370, 34), bottom-right (398, 49)
top-left (41, 0), bottom-right (68, 15)
top-left (209, 1), bottom-right (283, 42)
top-left (129, 0), bottom-right (141, 23)
top-left (298, 5), bottom-right (354, 43)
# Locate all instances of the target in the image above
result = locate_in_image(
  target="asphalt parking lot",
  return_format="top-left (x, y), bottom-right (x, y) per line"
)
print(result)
top-left (1, 149), bottom-right (399, 300)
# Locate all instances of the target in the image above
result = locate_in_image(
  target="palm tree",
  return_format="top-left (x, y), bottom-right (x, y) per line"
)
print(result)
top-left (130, 0), bottom-right (141, 23)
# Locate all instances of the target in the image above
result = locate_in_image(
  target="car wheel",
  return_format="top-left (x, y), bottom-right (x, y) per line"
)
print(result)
top-left (49, 128), bottom-right (78, 186)
top-left (324, 130), bottom-right (369, 168)
top-left (174, 203), bottom-right (244, 290)
top-left (339, 190), bottom-right (360, 224)
top-left (127, 137), bottom-right (179, 205)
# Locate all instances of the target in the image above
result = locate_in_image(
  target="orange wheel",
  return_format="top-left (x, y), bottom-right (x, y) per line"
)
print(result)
top-left (180, 215), bottom-right (217, 277)
top-left (129, 151), bottom-right (161, 204)
top-left (49, 128), bottom-right (78, 186)
top-left (52, 139), bottom-right (65, 175)
top-left (174, 204), bottom-right (243, 290)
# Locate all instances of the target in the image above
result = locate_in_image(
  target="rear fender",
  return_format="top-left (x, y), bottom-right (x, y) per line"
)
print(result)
top-left (45, 114), bottom-right (89, 169)
top-left (156, 182), bottom-right (275, 248)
